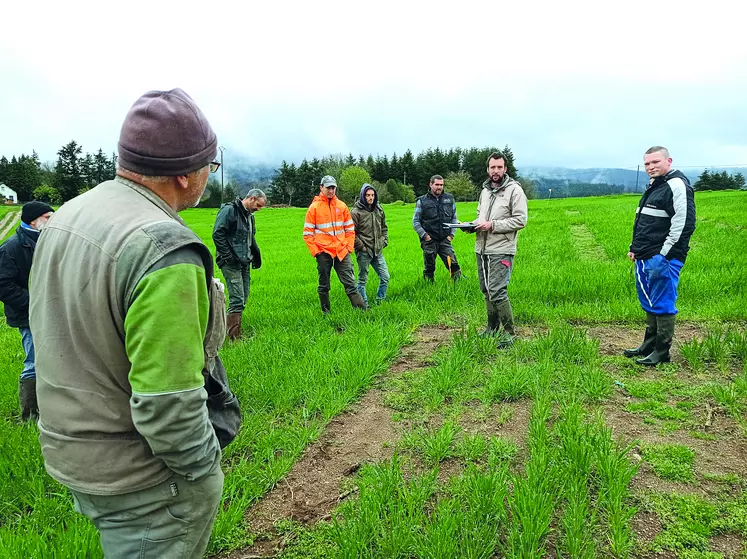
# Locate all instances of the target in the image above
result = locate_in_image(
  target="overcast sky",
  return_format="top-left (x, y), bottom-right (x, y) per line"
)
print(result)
top-left (1, 0), bottom-right (745, 171)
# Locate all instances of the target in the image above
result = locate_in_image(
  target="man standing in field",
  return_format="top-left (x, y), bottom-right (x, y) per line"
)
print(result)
top-left (30, 89), bottom-right (227, 556)
top-left (303, 175), bottom-right (367, 313)
top-left (470, 152), bottom-right (528, 343)
top-left (212, 188), bottom-right (266, 340)
top-left (351, 183), bottom-right (390, 305)
top-left (412, 174), bottom-right (462, 282)
top-left (625, 146), bottom-right (696, 365)
top-left (0, 201), bottom-right (53, 420)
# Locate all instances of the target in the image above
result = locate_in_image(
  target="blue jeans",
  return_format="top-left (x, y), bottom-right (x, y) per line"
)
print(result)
top-left (19, 327), bottom-right (35, 380)
top-left (356, 250), bottom-right (390, 303)
top-left (635, 254), bottom-right (684, 315)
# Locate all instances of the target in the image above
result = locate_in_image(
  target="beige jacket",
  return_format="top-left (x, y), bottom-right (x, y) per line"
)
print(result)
top-left (474, 175), bottom-right (528, 255)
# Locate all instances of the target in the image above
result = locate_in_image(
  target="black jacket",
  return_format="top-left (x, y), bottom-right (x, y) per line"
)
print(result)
top-left (0, 225), bottom-right (38, 328)
top-left (212, 198), bottom-right (261, 269)
top-left (415, 192), bottom-right (457, 242)
top-left (630, 169), bottom-right (696, 263)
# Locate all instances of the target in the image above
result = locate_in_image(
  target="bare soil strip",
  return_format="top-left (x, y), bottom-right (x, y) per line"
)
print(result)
top-left (0, 211), bottom-right (20, 239)
top-left (570, 222), bottom-right (609, 261)
top-left (226, 326), bottom-right (452, 558)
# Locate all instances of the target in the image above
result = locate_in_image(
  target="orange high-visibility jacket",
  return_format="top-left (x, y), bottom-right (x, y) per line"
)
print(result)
top-left (303, 195), bottom-right (356, 259)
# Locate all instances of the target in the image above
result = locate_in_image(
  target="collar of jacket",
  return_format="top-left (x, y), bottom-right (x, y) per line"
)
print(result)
top-left (647, 169), bottom-right (679, 191)
top-left (426, 191), bottom-right (446, 200)
top-left (233, 197), bottom-right (249, 216)
top-left (355, 200), bottom-right (378, 212)
top-left (114, 176), bottom-right (184, 224)
top-left (482, 174), bottom-right (512, 192)
top-left (313, 194), bottom-right (339, 205)
top-left (16, 225), bottom-right (39, 246)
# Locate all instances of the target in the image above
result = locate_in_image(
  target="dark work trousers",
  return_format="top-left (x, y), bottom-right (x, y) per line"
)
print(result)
top-left (421, 237), bottom-right (461, 279)
top-left (316, 252), bottom-right (358, 296)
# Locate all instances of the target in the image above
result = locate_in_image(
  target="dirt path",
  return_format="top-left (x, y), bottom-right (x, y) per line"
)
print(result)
top-left (0, 210), bottom-right (20, 239)
top-left (224, 326), bottom-right (453, 558)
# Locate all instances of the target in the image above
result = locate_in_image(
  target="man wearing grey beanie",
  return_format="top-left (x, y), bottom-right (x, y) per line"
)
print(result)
top-left (30, 89), bottom-right (233, 557)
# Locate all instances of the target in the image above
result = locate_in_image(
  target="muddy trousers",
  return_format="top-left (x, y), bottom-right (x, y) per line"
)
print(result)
top-left (71, 467), bottom-right (224, 559)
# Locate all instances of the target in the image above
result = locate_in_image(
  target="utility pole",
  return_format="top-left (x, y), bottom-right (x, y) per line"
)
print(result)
top-left (218, 146), bottom-right (225, 202)
top-left (635, 164), bottom-right (640, 192)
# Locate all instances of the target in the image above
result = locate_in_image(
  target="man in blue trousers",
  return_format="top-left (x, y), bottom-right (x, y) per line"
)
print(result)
top-left (624, 146), bottom-right (696, 365)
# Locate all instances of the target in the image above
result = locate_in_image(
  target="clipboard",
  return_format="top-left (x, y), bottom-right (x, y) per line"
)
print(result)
top-left (443, 222), bottom-right (477, 229)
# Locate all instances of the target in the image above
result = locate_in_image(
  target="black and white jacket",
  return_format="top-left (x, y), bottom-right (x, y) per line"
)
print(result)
top-left (630, 169), bottom-right (696, 263)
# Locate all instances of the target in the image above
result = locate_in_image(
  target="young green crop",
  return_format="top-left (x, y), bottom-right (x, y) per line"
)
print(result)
top-left (0, 191), bottom-right (744, 555)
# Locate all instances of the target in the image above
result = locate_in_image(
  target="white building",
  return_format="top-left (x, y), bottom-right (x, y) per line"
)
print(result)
top-left (0, 183), bottom-right (18, 203)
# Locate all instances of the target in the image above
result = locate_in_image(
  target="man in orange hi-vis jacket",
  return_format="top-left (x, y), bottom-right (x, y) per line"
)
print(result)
top-left (304, 175), bottom-right (367, 313)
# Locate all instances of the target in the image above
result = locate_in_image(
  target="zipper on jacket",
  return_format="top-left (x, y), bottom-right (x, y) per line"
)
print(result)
top-left (329, 197), bottom-right (337, 242)
top-left (481, 190), bottom-right (498, 253)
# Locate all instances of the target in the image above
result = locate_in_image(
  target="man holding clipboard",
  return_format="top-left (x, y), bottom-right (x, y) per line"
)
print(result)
top-left (466, 152), bottom-right (528, 344)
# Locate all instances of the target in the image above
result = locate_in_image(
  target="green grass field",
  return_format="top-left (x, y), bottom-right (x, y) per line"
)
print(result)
top-left (0, 191), bottom-right (745, 558)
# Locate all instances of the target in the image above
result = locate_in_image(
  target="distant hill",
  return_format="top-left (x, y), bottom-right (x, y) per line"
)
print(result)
top-left (520, 166), bottom-right (747, 192)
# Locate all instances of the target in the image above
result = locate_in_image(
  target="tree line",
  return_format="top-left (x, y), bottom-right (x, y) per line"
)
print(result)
top-left (268, 146), bottom-right (538, 207)
top-left (0, 141), bottom-right (116, 204)
top-left (8, 142), bottom-right (741, 208)
top-left (533, 178), bottom-right (632, 199)
top-left (694, 170), bottom-right (745, 191)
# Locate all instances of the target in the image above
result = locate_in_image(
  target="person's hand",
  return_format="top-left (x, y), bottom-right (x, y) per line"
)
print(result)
top-left (424, 234), bottom-right (432, 242)
top-left (475, 220), bottom-right (493, 231)
top-left (627, 251), bottom-right (635, 262)
top-left (361, 247), bottom-right (367, 253)
top-left (447, 235), bottom-right (453, 242)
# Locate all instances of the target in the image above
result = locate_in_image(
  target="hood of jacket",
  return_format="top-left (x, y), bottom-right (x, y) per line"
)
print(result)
top-left (355, 183), bottom-right (379, 212)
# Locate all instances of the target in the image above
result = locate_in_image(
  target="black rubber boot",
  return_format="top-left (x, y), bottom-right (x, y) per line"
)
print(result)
top-left (494, 299), bottom-right (516, 348)
top-left (480, 300), bottom-right (500, 338)
top-left (623, 312), bottom-right (657, 358)
top-left (637, 314), bottom-right (675, 366)
top-left (347, 292), bottom-right (367, 311)
top-left (450, 270), bottom-right (463, 282)
top-left (319, 293), bottom-right (331, 314)
top-left (423, 273), bottom-right (434, 283)
top-left (495, 299), bottom-right (516, 336)
top-left (19, 378), bottom-right (38, 421)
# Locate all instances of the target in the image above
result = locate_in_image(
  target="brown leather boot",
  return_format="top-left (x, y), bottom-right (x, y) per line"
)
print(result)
top-left (226, 312), bottom-right (243, 341)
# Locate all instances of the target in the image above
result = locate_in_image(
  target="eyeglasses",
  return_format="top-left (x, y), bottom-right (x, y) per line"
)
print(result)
top-left (209, 161), bottom-right (221, 173)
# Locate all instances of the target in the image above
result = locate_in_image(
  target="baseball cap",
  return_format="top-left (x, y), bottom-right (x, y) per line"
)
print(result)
top-left (321, 175), bottom-right (337, 187)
